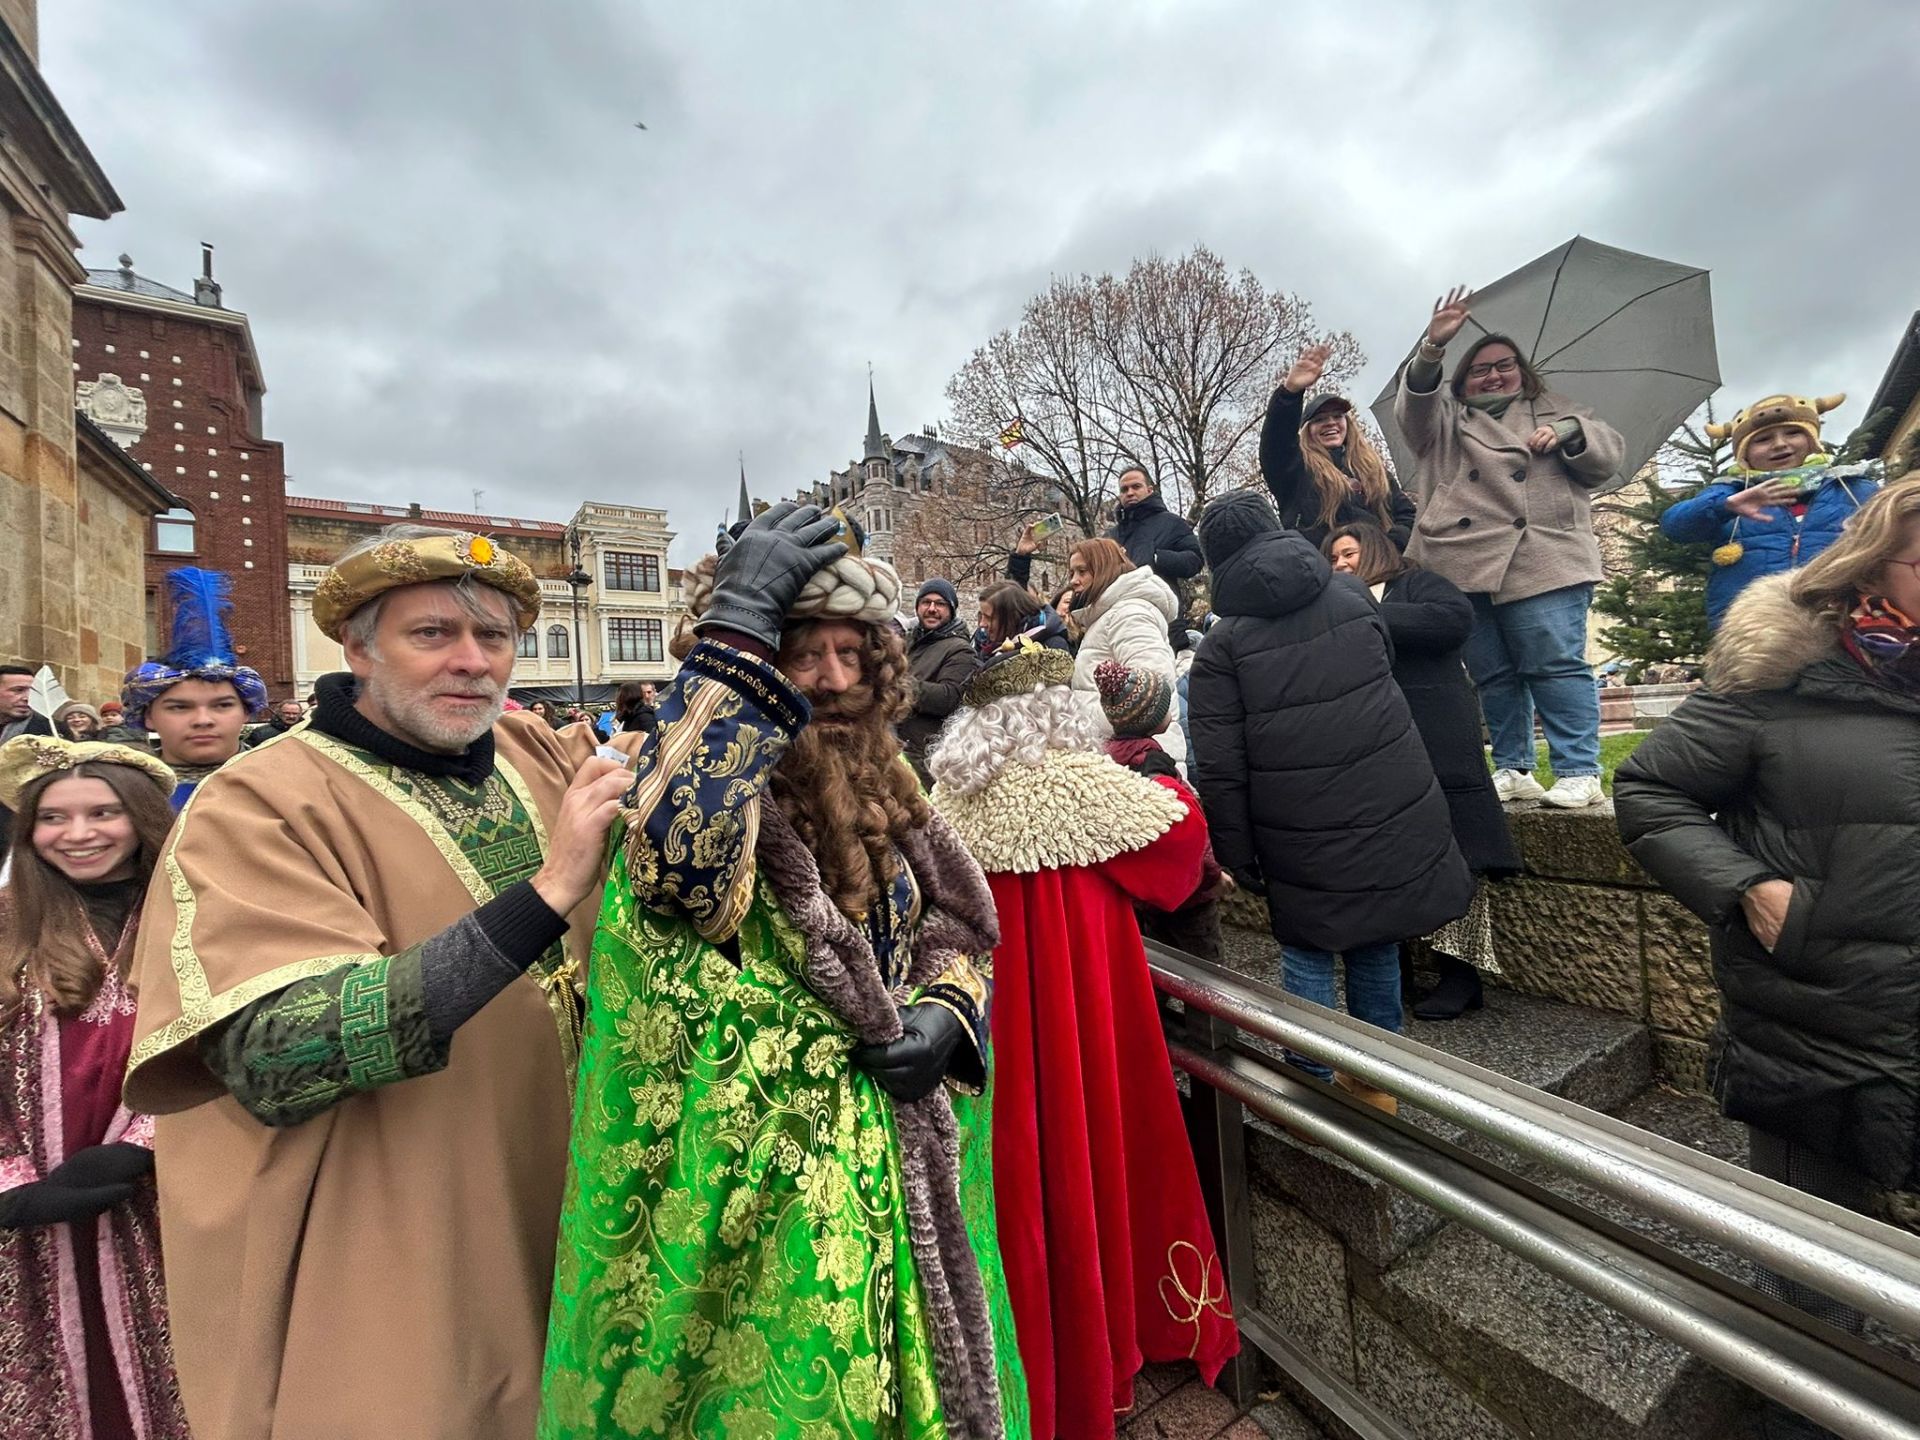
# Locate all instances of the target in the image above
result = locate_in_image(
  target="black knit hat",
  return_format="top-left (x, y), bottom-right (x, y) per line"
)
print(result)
top-left (1198, 490), bottom-right (1282, 568)
top-left (916, 577), bottom-right (959, 613)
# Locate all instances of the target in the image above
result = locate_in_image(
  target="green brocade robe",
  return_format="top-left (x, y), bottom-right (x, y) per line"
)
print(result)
top-left (539, 640), bottom-right (1026, 1439)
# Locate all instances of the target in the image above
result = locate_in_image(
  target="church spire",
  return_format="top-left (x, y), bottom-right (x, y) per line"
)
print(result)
top-left (735, 452), bottom-right (751, 527)
top-left (863, 370), bottom-right (887, 463)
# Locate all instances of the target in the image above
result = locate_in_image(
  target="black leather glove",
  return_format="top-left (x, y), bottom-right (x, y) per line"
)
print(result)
top-left (46, 1143), bottom-right (154, 1190)
top-left (851, 1004), bottom-right (966, 1103)
top-left (695, 502), bottom-right (849, 651)
top-left (1229, 864), bottom-right (1266, 897)
top-left (0, 1178), bottom-right (136, 1229)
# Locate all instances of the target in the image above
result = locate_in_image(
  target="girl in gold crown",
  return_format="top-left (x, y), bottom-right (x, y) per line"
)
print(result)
top-left (0, 735), bottom-right (190, 1438)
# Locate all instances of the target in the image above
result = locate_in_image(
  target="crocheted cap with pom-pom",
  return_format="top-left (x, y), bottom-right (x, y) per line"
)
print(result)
top-left (1092, 659), bottom-right (1172, 738)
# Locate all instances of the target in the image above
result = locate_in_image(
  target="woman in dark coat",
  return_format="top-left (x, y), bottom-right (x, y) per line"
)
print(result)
top-left (1190, 491), bottom-right (1473, 1110)
top-left (1615, 478), bottom-right (1920, 1350)
top-left (1326, 524), bottom-right (1521, 1019)
top-left (1260, 342), bottom-right (1417, 553)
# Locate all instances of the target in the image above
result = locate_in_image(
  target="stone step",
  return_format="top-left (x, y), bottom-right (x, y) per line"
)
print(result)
top-left (1355, 1086), bottom-right (1766, 1440)
top-left (1220, 923), bottom-right (1654, 1271)
top-left (1211, 925), bottom-right (1783, 1437)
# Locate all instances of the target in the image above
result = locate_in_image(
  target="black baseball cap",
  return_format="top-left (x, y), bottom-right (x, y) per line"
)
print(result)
top-left (1300, 393), bottom-right (1352, 425)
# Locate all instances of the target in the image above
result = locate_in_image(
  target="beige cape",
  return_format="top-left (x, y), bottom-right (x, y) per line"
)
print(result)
top-left (124, 713), bottom-right (601, 1440)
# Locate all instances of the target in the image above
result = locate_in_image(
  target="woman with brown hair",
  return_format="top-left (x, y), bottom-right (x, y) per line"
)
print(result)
top-left (1061, 537), bottom-right (1183, 765)
top-left (0, 736), bottom-right (190, 1439)
top-left (1325, 524), bottom-right (1520, 1019)
top-left (1262, 341), bottom-right (1417, 552)
top-left (975, 579), bottom-right (1070, 656)
top-left (1395, 287), bottom-right (1627, 810)
top-left (1616, 478), bottom-right (1920, 1370)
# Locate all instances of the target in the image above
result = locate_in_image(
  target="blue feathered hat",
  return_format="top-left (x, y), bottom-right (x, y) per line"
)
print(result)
top-left (120, 568), bottom-right (269, 728)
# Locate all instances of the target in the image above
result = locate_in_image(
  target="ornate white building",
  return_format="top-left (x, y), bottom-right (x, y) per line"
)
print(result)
top-left (286, 497), bottom-right (684, 701)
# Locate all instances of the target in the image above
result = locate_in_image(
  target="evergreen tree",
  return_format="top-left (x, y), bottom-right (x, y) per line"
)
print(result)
top-left (1591, 413), bottom-right (1730, 680)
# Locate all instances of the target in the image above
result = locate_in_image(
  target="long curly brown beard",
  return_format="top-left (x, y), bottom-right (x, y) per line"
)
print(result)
top-left (769, 623), bottom-right (932, 919)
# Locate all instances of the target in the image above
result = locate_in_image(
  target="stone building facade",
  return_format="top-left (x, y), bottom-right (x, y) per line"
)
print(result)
top-left (286, 496), bottom-right (684, 701)
top-left (0, 7), bottom-right (173, 703)
top-left (796, 383), bottom-right (1068, 597)
top-left (71, 253), bottom-right (295, 696)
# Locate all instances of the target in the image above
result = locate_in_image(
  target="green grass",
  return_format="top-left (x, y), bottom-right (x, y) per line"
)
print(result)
top-left (1486, 730), bottom-right (1649, 795)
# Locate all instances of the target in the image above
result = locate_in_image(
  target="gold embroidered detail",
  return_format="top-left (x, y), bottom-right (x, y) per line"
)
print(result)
top-left (1157, 1240), bottom-right (1232, 1358)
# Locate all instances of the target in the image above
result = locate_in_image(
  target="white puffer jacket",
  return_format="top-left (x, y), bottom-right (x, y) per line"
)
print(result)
top-left (1071, 566), bottom-right (1185, 766)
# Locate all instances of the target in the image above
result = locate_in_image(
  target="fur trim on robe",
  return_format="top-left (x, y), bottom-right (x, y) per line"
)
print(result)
top-left (931, 748), bottom-right (1187, 875)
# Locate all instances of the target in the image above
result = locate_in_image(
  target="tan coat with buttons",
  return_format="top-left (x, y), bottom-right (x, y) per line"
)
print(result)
top-left (1394, 369), bottom-right (1626, 604)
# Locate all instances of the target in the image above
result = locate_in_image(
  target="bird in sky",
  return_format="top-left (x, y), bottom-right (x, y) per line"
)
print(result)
top-left (634, 121), bottom-right (648, 130)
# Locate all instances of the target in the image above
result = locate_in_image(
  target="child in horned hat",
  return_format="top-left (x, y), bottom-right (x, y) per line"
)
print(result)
top-left (1661, 391), bottom-right (1882, 631)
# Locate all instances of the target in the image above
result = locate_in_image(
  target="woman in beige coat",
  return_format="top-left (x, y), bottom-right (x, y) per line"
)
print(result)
top-left (1394, 287), bottom-right (1626, 809)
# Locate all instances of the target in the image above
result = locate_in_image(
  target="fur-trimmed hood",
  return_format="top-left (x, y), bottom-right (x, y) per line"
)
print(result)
top-left (1704, 574), bottom-right (1843, 695)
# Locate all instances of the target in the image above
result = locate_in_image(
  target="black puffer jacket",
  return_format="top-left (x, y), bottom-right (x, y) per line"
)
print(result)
top-left (1259, 386), bottom-right (1417, 553)
top-left (1379, 567), bottom-right (1519, 877)
top-left (1615, 575), bottom-right (1920, 1189)
top-left (1108, 492), bottom-right (1204, 585)
top-left (901, 616), bottom-right (979, 775)
top-left (1189, 491), bottom-right (1473, 951)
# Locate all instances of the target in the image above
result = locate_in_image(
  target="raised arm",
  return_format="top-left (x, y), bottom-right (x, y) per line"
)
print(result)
top-left (1260, 343), bottom-right (1332, 525)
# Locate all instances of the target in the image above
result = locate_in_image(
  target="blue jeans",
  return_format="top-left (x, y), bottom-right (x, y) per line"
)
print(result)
top-left (1280, 941), bottom-right (1404, 1080)
top-left (1464, 583), bottom-right (1601, 778)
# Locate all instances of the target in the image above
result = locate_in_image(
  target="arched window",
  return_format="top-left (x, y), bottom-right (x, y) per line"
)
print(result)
top-left (154, 506), bottom-right (196, 554)
top-left (516, 629), bottom-right (539, 659)
top-left (547, 624), bottom-right (570, 659)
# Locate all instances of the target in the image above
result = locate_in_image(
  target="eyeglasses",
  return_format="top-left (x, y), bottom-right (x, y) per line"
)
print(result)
top-left (1465, 357), bottom-right (1521, 380)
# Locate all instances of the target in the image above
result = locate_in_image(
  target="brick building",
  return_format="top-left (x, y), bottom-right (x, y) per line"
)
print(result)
top-left (71, 251), bottom-right (295, 696)
top-left (285, 495), bottom-right (685, 701)
top-left (0, 5), bottom-right (173, 703)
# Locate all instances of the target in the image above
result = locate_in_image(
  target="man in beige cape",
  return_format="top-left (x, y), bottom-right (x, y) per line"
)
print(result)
top-left (124, 524), bottom-right (634, 1440)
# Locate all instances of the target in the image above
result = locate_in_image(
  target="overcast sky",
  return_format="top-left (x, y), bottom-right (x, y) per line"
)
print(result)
top-left (43, 0), bottom-right (1920, 562)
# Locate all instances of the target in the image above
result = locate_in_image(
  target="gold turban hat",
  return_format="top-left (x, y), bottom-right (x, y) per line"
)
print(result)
top-left (312, 532), bottom-right (542, 642)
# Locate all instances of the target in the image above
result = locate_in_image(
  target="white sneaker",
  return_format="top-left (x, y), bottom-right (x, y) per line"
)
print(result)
top-left (1491, 768), bottom-right (1546, 803)
top-left (1542, 774), bottom-right (1605, 809)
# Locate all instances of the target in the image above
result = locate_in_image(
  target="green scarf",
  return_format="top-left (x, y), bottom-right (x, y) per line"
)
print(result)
top-left (1463, 391), bottom-right (1517, 420)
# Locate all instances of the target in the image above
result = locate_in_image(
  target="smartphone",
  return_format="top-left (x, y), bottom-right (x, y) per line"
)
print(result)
top-left (1030, 512), bottom-right (1064, 540)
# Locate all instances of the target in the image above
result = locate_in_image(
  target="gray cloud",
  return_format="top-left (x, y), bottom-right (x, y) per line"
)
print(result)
top-left (44, 0), bottom-right (1919, 561)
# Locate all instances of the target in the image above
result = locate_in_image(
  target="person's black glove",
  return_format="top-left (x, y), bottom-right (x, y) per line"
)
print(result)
top-left (696, 502), bottom-right (849, 651)
top-left (1229, 864), bottom-right (1266, 897)
top-left (851, 1004), bottom-right (965, 1103)
top-left (0, 1178), bottom-right (136, 1229)
top-left (46, 1143), bottom-right (154, 1190)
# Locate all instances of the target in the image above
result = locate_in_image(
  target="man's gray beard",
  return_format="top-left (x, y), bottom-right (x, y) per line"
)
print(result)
top-left (363, 669), bottom-right (504, 753)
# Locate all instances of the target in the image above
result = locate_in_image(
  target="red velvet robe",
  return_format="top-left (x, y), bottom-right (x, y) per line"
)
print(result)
top-left (988, 779), bottom-right (1238, 1439)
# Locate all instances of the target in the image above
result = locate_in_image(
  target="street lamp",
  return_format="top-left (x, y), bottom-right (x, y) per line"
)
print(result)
top-left (566, 529), bottom-right (592, 709)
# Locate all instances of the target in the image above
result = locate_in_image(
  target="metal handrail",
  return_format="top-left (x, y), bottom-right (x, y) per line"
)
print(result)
top-left (1148, 943), bottom-right (1920, 1336)
top-left (1170, 1036), bottom-right (1920, 1440)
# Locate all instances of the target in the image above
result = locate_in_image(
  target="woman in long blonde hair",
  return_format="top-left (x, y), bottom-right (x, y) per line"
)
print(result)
top-left (1616, 477), bottom-right (1920, 1365)
top-left (0, 736), bottom-right (191, 1438)
top-left (1260, 341), bottom-right (1416, 552)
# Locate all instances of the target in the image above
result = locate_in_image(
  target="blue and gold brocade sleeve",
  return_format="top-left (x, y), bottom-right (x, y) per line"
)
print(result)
top-left (918, 951), bottom-right (991, 1095)
top-left (620, 640), bottom-right (810, 943)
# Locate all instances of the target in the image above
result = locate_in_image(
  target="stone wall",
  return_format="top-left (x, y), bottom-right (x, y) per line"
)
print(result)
top-left (1221, 802), bottom-right (1718, 1094)
top-left (1486, 804), bottom-right (1716, 1092)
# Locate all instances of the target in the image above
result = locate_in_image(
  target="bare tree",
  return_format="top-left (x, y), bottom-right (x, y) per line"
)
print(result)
top-left (949, 247), bottom-right (1364, 532)
top-left (945, 278), bottom-right (1137, 538)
